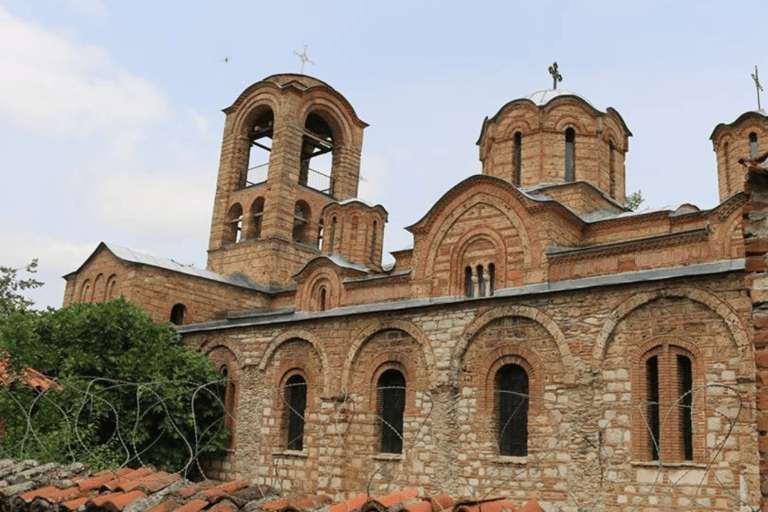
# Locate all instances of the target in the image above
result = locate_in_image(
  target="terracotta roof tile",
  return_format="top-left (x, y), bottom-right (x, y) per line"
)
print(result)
top-left (90, 489), bottom-right (148, 510)
top-left (174, 498), bottom-right (210, 512)
top-left (398, 500), bottom-right (432, 512)
top-left (328, 493), bottom-right (369, 512)
top-left (368, 488), bottom-right (419, 509)
top-left (516, 499), bottom-right (544, 512)
top-left (62, 496), bottom-right (90, 511)
top-left (453, 499), bottom-right (516, 512)
top-left (428, 495), bottom-right (455, 512)
top-left (173, 481), bottom-right (215, 499)
top-left (262, 494), bottom-right (332, 512)
top-left (208, 501), bottom-right (239, 512)
top-left (200, 480), bottom-right (250, 501)
top-left (144, 498), bottom-right (181, 512)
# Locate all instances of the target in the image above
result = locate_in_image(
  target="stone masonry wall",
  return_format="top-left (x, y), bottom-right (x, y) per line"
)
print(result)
top-left (184, 270), bottom-right (758, 512)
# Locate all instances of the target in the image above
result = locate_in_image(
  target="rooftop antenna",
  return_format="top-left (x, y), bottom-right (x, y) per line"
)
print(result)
top-left (548, 61), bottom-right (562, 90)
top-left (293, 45), bottom-right (315, 74)
top-left (752, 65), bottom-right (763, 111)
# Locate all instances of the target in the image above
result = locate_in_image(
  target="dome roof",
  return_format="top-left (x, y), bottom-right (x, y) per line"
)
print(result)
top-left (525, 89), bottom-right (596, 109)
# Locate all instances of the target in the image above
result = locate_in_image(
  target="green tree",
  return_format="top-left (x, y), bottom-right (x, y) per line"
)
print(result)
top-left (0, 259), bottom-right (43, 316)
top-left (0, 298), bottom-right (228, 475)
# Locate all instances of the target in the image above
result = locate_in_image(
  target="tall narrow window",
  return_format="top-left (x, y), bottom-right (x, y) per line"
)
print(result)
top-left (228, 204), bottom-right (243, 243)
top-left (370, 220), bottom-right (378, 263)
top-left (328, 217), bottom-right (337, 253)
top-left (319, 287), bottom-right (327, 311)
top-left (244, 110), bottom-right (273, 189)
top-left (565, 128), bottom-right (575, 182)
top-left (750, 132), bottom-right (759, 158)
top-left (317, 218), bottom-right (324, 249)
top-left (513, 132), bottom-right (522, 186)
top-left (465, 266), bottom-right (474, 298)
top-left (477, 265), bottom-right (486, 297)
top-left (642, 344), bottom-right (695, 462)
top-left (377, 369), bottom-right (406, 454)
top-left (220, 365), bottom-right (236, 447)
top-left (285, 374), bottom-right (307, 451)
top-left (488, 263), bottom-right (495, 296)
top-left (300, 113), bottom-right (334, 194)
top-left (250, 197), bottom-right (264, 239)
top-left (292, 202), bottom-right (310, 243)
top-left (496, 364), bottom-right (528, 456)
top-left (609, 140), bottom-right (616, 197)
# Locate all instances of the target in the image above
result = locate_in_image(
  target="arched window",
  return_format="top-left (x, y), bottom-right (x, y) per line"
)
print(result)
top-left (513, 132), bottom-right (522, 186)
top-left (228, 204), bottom-right (243, 243)
top-left (496, 364), bottom-right (528, 456)
top-left (300, 113), bottom-right (334, 194)
top-left (220, 365), bottom-right (236, 446)
top-left (292, 201), bottom-right (310, 243)
top-left (244, 109), bottom-right (274, 188)
top-left (105, 274), bottom-right (119, 300)
top-left (284, 374), bottom-right (307, 451)
top-left (170, 303), bottom-right (186, 325)
top-left (319, 287), bottom-right (327, 311)
top-left (477, 265), bottom-right (486, 297)
top-left (328, 216), bottom-right (337, 253)
top-left (370, 220), bottom-right (378, 263)
top-left (377, 369), bottom-right (406, 454)
top-left (488, 263), bottom-right (495, 296)
top-left (750, 132), bottom-right (759, 158)
top-left (565, 128), bottom-right (576, 182)
top-left (249, 197), bottom-right (265, 239)
top-left (609, 139), bottom-right (616, 197)
top-left (641, 344), bottom-right (695, 462)
top-left (465, 266), bottom-right (474, 298)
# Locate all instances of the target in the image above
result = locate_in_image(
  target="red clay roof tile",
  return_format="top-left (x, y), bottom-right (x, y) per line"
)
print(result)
top-left (200, 479), bottom-right (249, 501)
top-left (90, 489), bottom-right (147, 510)
top-left (174, 498), bottom-right (209, 512)
top-left (399, 500), bottom-right (432, 512)
top-left (516, 499), bottom-right (544, 512)
top-left (428, 495), bottom-right (455, 512)
top-left (371, 488), bottom-right (419, 509)
top-left (145, 498), bottom-right (182, 512)
top-left (328, 493), bottom-right (369, 512)
top-left (208, 501), bottom-right (239, 512)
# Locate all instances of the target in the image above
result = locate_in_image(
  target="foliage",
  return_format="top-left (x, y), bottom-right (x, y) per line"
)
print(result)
top-left (0, 298), bottom-right (228, 475)
top-left (0, 259), bottom-right (43, 316)
top-left (625, 189), bottom-right (644, 211)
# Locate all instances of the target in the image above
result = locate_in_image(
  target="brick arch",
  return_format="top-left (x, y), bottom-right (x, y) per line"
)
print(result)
top-left (454, 305), bottom-right (574, 372)
top-left (480, 345), bottom-right (544, 414)
top-left (298, 267), bottom-right (341, 312)
top-left (552, 112), bottom-right (591, 134)
top-left (592, 287), bottom-right (751, 374)
top-left (342, 320), bottom-right (437, 390)
top-left (297, 95), bottom-right (356, 148)
top-left (711, 196), bottom-right (746, 259)
top-left (499, 118), bottom-right (535, 141)
top-left (450, 227), bottom-right (507, 295)
top-left (201, 338), bottom-right (245, 367)
top-left (230, 90), bottom-right (282, 139)
top-left (260, 330), bottom-right (331, 395)
top-left (421, 189), bottom-right (537, 285)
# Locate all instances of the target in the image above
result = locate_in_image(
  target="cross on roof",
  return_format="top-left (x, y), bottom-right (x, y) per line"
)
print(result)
top-left (548, 62), bottom-right (562, 90)
top-left (753, 65), bottom-right (764, 111)
top-left (293, 45), bottom-right (315, 74)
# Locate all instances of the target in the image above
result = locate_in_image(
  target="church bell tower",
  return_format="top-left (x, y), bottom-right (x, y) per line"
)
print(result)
top-left (206, 74), bottom-right (369, 287)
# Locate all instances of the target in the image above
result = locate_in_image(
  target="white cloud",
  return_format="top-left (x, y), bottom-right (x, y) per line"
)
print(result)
top-left (0, 6), bottom-right (167, 136)
top-left (91, 170), bottom-right (213, 242)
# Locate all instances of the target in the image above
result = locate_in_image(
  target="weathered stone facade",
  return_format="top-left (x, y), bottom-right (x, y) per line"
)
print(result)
top-left (63, 74), bottom-right (768, 511)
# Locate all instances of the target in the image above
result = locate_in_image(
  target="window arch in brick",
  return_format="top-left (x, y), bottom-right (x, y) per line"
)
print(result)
top-left (283, 372), bottom-right (307, 451)
top-left (300, 112), bottom-right (335, 194)
top-left (80, 279), bottom-right (92, 303)
top-left (635, 338), bottom-right (702, 463)
top-left (513, 131), bottom-right (522, 186)
top-left (377, 368), bottom-right (406, 454)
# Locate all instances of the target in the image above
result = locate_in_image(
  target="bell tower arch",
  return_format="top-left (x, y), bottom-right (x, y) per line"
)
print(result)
top-left (711, 110), bottom-right (768, 202)
top-left (207, 74), bottom-right (368, 286)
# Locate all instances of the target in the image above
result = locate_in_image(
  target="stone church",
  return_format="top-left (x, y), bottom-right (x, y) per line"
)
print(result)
top-left (63, 72), bottom-right (768, 510)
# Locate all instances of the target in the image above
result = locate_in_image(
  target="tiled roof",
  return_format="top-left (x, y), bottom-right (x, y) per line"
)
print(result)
top-left (0, 357), bottom-right (61, 392)
top-left (0, 460), bottom-right (544, 512)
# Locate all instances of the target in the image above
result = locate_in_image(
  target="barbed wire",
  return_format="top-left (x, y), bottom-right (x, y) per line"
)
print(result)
top-left (1, 377), bottom-right (758, 511)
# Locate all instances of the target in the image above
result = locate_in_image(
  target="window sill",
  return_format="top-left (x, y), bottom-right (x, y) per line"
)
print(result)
top-left (271, 450), bottom-right (308, 458)
top-left (631, 460), bottom-right (707, 469)
top-left (371, 453), bottom-right (403, 462)
top-left (492, 455), bottom-right (527, 465)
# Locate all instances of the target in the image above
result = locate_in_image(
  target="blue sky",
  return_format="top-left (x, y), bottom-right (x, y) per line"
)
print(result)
top-left (1, 0), bottom-right (765, 309)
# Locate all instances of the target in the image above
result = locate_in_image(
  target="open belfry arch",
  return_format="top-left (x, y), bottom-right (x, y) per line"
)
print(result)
top-left (62, 67), bottom-right (768, 510)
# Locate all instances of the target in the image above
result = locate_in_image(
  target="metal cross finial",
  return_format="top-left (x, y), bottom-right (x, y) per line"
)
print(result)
top-left (548, 61), bottom-right (562, 90)
top-left (753, 65), bottom-right (764, 111)
top-left (293, 45), bottom-right (315, 74)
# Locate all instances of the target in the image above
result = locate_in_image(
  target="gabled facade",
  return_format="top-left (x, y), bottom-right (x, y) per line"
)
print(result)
top-left (62, 74), bottom-right (768, 510)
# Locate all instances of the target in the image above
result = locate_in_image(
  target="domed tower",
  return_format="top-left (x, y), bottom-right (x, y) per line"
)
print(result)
top-left (206, 74), bottom-right (368, 286)
top-left (710, 110), bottom-right (768, 202)
top-left (477, 88), bottom-right (631, 206)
